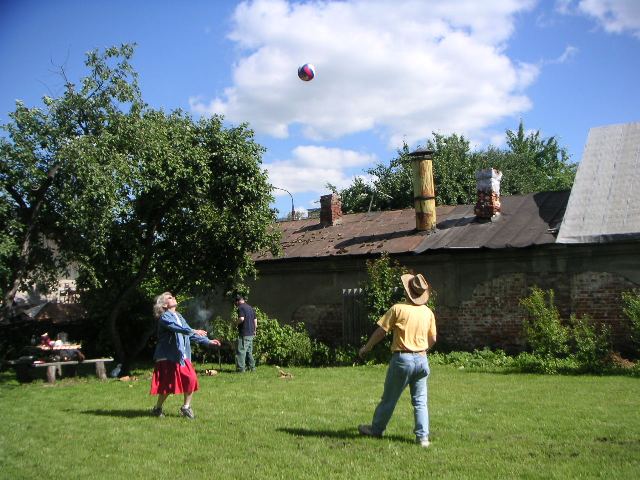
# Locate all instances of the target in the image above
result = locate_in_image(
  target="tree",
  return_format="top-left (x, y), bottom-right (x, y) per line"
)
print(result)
top-left (0, 44), bottom-right (140, 312)
top-left (331, 123), bottom-right (575, 213)
top-left (1, 46), bottom-right (280, 373)
top-left (331, 133), bottom-right (474, 212)
top-left (504, 120), bottom-right (576, 192)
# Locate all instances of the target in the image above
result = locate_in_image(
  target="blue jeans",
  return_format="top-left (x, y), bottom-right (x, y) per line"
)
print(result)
top-left (371, 353), bottom-right (430, 439)
top-left (236, 336), bottom-right (255, 372)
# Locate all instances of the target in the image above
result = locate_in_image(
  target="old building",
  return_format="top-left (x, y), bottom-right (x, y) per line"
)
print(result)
top-left (231, 122), bottom-right (640, 353)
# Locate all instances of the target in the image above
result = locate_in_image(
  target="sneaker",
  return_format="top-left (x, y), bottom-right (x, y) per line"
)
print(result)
top-left (416, 437), bottom-right (431, 448)
top-left (151, 407), bottom-right (164, 418)
top-left (358, 424), bottom-right (382, 438)
top-left (179, 405), bottom-right (195, 419)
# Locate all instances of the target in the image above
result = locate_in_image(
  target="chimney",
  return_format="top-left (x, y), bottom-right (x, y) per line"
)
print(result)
top-left (474, 168), bottom-right (502, 220)
top-left (408, 147), bottom-right (436, 232)
top-left (320, 193), bottom-right (343, 226)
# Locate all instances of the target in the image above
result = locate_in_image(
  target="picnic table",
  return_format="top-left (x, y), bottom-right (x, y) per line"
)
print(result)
top-left (6, 356), bottom-right (114, 384)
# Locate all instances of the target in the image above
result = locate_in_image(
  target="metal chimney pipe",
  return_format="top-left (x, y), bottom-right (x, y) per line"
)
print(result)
top-left (408, 147), bottom-right (436, 232)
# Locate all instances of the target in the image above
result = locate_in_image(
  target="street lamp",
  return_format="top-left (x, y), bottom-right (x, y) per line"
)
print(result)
top-left (273, 187), bottom-right (295, 219)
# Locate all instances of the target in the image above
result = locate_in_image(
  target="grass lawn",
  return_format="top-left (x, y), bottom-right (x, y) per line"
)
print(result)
top-left (0, 363), bottom-right (639, 480)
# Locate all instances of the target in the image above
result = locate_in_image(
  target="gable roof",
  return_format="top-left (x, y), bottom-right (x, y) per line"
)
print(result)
top-left (255, 191), bottom-right (569, 262)
top-left (558, 122), bottom-right (640, 244)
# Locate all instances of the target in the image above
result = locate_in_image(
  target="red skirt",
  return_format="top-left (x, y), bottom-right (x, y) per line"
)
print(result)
top-left (150, 359), bottom-right (199, 395)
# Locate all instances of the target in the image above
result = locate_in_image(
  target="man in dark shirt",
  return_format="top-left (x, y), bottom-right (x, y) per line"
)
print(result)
top-left (234, 295), bottom-right (257, 372)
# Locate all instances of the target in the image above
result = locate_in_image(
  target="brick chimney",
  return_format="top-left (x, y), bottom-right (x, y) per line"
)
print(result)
top-left (474, 168), bottom-right (502, 220)
top-left (320, 193), bottom-right (343, 226)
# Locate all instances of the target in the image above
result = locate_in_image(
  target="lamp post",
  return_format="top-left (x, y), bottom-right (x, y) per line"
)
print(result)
top-left (273, 187), bottom-right (295, 219)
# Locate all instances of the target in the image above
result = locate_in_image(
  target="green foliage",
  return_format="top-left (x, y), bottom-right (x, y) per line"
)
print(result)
top-left (362, 253), bottom-right (408, 323)
top-left (569, 314), bottom-right (612, 370)
top-left (430, 348), bottom-right (512, 370)
top-left (330, 120), bottom-right (575, 213)
top-left (519, 287), bottom-right (569, 358)
top-left (361, 253), bottom-right (407, 361)
top-left (0, 44), bottom-right (140, 307)
top-left (429, 132), bottom-right (476, 205)
top-left (622, 289), bottom-right (640, 352)
top-left (1, 45), bottom-right (280, 365)
top-left (252, 308), bottom-right (314, 366)
top-left (520, 287), bottom-right (616, 373)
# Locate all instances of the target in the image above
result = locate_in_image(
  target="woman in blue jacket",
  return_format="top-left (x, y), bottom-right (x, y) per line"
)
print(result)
top-left (150, 291), bottom-right (220, 419)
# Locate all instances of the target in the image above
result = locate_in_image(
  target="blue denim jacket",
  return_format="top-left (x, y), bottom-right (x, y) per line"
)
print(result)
top-left (153, 311), bottom-right (211, 365)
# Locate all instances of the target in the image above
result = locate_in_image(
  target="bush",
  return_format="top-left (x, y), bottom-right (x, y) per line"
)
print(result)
top-left (622, 290), bottom-right (640, 354)
top-left (511, 352), bottom-right (580, 375)
top-left (253, 309), bottom-right (315, 366)
top-left (569, 314), bottom-right (611, 370)
top-left (430, 348), bottom-right (512, 370)
top-left (519, 287), bottom-right (569, 358)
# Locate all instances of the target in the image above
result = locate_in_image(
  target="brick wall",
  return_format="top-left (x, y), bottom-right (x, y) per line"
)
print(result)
top-left (436, 271), bottom-right (637, 353)
top-left (292, 303), bottom-right (343, 346)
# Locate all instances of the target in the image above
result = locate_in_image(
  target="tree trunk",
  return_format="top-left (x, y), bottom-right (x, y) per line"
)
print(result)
top-left (3, 164), bottom-right (61, 309)
top-left (106, 212), bottom-right (162, 369)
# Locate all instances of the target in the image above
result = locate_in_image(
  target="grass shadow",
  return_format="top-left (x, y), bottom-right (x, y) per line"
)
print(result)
top-left (79, 408), bottom-right (156, 418)
top-left (277, 427), bottom-right (411, 444)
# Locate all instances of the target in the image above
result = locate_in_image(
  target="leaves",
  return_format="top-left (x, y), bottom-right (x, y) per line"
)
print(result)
top-left (332, 120), bottom-right (576, 213)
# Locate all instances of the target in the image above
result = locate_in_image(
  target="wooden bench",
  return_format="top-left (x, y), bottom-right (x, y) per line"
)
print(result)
top-left (8, 358), bottom-right (114, 384)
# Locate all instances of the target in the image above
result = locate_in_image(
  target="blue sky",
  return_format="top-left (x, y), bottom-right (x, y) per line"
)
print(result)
top-left (1, 0), bottom-right (639, 217)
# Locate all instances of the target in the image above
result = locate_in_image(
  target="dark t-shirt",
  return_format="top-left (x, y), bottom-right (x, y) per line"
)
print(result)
top-left (237, 303), bottom-right (256, 337)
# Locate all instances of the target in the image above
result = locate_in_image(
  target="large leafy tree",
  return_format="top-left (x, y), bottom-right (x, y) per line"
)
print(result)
top-left (1, 46), bottom-right (279, 372)
top-left (71, 109), bottom-right (279, 370)
top-left (331, 121), bottom-right (576, 213)
top-left (0, 44), bottom-right (140, 311)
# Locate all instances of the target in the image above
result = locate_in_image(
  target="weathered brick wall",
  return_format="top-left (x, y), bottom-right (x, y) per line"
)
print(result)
top-left (436, 271), bottom-right (637, 353)
top-left (570, 272), bottom-right (637, 354)
top-left (291, 303), bottom-right (343, 346)
top-left (437, 273), bottom-right (529, 352)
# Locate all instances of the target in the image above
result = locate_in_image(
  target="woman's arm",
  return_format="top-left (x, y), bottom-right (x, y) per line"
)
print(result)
top-left (159, 312), bottom-right (195, 336)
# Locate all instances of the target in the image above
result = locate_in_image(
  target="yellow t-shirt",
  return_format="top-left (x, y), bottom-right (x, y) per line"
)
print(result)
top-left (377, 302), bottom-right (437, 352)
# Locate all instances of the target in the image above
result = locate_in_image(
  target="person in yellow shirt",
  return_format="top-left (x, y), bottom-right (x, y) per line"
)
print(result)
top-left (358, 273), bottom-right (437, 447)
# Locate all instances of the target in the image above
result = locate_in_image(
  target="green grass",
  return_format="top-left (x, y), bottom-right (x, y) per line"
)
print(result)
top-left (0, 364), bottom-right (639, 480)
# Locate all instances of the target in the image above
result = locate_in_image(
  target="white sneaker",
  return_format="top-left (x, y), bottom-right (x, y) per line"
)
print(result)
top-left (416, 437), bottom-right (431, 448)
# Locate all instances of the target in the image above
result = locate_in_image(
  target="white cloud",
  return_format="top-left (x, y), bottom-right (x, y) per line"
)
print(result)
top-left (559, 0), bottom-right (640, 38)
top-left (553, 45), bottom-right (579, 63)
top-left (191, 0), bottom-right (539, 147)
top-left (266, 145), bottom-right (377, 195)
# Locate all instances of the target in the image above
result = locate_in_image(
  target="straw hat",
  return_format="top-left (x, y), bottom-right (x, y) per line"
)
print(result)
top-left (401, 273), bottom-right (430, 305)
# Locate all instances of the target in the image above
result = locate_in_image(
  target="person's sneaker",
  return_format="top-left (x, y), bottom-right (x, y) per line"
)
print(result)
top-left (358, 424), bottom-right (382, 438)
top-left (151, 407), bottom-right (164, 418)
top-left (179, 405), bottom-right (195, 419)
top-left (416, 437), bottom-right (431, 448)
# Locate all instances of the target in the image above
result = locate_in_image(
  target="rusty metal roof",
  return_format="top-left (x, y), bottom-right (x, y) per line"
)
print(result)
top-left (255, 191), bottom-right (570, 262)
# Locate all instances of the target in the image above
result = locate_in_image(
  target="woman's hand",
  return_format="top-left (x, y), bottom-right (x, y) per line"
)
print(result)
top-left (210, 339), bottom-right (221, 347)
top-left (193, 329), bottom-right (208, 337)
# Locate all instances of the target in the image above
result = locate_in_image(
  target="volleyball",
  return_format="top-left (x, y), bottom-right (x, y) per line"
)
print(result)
top-left (298, 63), bottom-right (315, 81)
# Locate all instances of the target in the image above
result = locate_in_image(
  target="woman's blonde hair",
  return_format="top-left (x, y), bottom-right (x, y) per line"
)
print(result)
top-left (153, 292), bottom-right (172, 319)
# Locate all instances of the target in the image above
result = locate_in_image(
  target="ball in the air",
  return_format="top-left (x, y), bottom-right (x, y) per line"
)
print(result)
top-left (298, 63), bottom-right (315, 81)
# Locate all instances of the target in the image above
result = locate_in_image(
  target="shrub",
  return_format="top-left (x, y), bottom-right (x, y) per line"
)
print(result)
top-left (622, 290), bottom-right (640, 354)
top-left (511, 352), bottom-right (580, 374)
top-left (253, 309), bottom-right (314, 366)
top-left (569, 314), bottom-right (611, 370)
top-left (363, 253), bottom-right (408, 323)
top-left (519, 287), bottom-right (569, 358)
top-left (429, 348), bottom-right (512, 370)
